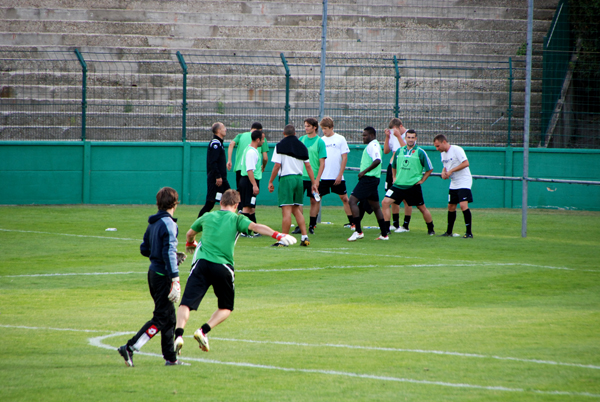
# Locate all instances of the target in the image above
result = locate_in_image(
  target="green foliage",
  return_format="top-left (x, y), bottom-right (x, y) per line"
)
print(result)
top-left (0, 205), bottom-right (599, 401)
top-left (570, 0), bottom-right (600, 80)
top-left (216, 101), bottom-right (225, 115)
top-left (516, 42), bottom-right (527, 56)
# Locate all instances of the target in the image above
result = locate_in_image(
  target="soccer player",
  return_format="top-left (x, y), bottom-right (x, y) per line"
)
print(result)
top-left (268, 124), bottom-right (318, 247)
top-left (319, 116), bottom-right (353, 228)
top-left (383, 118), bottom-right (413, 233)
top-left (237, 129), bottom-right (265, 236)
top-left (291, 117), bottom-right (327, 235)
top-left (118, 187), bottom-right (188, 367)
top-left (197, 122), bottom-right (231, 218)
top-left (347, 127), bottom-right (386, 241)
top-left (226, 122), bottom-right (268, 190)
top-left (174, 189), bottom-right (296, 354)
top-left (433, 134), bottom-right (474, 238)
top-left (381, 130), bottom-right (435, 238)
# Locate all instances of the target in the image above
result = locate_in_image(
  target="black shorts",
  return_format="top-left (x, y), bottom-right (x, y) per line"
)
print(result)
top-left (235, 170), bottom-right (242, 189)
top-left (303, 180), bottom-right (317, 199)
top-left (449, 188), bottom-right (473, 205)
top-left (238, 176), bottom-right (259, 209)
top-left (318, 180), bottom-right (347, 196)
top-left (385, 164), bottom-right (394, 190)
top-left (351, 176), bottom-right (380, 202)
top-left (206, 175), bottom-right (231, 203)
top-left (385, 184), bottom-right (425, 206)
top-left (180, 259), bottom-right (235, 311)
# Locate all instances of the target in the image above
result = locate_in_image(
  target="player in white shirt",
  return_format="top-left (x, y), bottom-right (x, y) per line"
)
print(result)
top-left (318, 117), bottom-right (354, 228)
top-left (433, 134), bottom-right (473, 238)
top-left (383, 118), bottom-right (413, 232)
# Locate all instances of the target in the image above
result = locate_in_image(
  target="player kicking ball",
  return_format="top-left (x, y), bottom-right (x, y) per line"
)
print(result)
top-left (173, 189), bottom-right (295, 354)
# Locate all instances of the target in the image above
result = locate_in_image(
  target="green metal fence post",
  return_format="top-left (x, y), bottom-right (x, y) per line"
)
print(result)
top-left (74, 49), bottom-right (87, 141)
top-left (176, 51), bottom-right (188, 142)
top-left (507, 57), bottom-right (513, 146)
top-left (280, 53), bottom-right (291, 125)
top-left (393, 55), bottom-right (400, 118)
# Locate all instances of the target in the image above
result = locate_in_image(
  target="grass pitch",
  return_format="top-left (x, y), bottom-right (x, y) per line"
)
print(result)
top-left (0, 205), bottom-right (599, 401)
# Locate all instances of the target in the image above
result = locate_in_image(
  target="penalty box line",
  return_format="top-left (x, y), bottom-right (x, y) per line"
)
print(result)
top-left (2, 324), bottom-right (598, 371)
top-left (87, 332), bottom-right (600, 398)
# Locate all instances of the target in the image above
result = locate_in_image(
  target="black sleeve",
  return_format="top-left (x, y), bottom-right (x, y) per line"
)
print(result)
top-left (207, 142), bottom-right (222, 179)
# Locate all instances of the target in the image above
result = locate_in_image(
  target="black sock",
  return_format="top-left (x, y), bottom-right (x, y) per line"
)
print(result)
top-left (309, 216), bottom-right (317, 228)
top-left (463, 209), bottom-right (472, 234)
top-left (201, 323), bottom-right (211, 334)
top-left (447, 211), bottom-right (456, 234)
top-left (427, 221), bottom-right (434, 232)
top-left (347, 215), bottom-right (353, 225)
top-left (175, 328), bottom-right (184, 338)
top-left (249, 213), bottom-right (257, 223)
top-left (353, 216), bottom-right (362, 234)
top-left (380, 220), bottom-right (390, 236)
top-left (392, 213), bottom-right (400, 228)
top-left (403, 215), bottom-right (411, 229)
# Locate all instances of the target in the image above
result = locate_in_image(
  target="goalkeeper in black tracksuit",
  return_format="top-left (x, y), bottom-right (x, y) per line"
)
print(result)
top-left (118, 187), bottom-right (188, 367)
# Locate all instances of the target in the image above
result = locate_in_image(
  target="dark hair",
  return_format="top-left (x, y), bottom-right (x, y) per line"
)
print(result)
top-left (433, 134), bottom-right (447, 143)
top-left (283, 124), bottom-right (296, 136)
top-left (388, 118), bottom-right (402, 129)
top-left (251, 122), bottom-right (263, 130)
top-left (251, 129), bottom-right (263, 141)
top-left (211, 122), bottom-right (223, 134)
top-left (156, 187), bottom-right (179, 211)
top-left (221, 189), bottom-right (241, 207)
top-left (406, 129), bottom-right (417, 136)
top-left (363, 126), bottom-right (377, 137)
top-left (304, 117), bottom-right (319, 128)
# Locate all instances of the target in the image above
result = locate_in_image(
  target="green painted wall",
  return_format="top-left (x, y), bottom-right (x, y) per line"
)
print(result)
top-left (1, 141), bottom-right (599, 210)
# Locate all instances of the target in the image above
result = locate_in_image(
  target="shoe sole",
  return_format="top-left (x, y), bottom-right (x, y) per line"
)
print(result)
top-left (301, 241), bottom-right (310, 246)
top-left (348, 236), bottom-right (364, 241)
top-left (174, 338), bottom-right (184, 355)
top-left (194, 332), bottom-right (210, 352)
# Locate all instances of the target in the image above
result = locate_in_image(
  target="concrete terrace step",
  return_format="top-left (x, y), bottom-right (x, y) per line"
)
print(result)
top-left (0, 20), bottom-right (546, 45)
top-left (0, 32), bottom-right (530, 56)
top-left (0, 7), bottom-right (553, 32)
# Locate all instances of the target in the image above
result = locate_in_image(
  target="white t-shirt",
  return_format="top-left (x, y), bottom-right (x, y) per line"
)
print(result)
top-left (440, 145), bottom-right (472, 189)
top-left (387, 129), bottom-right (406, 165)
top-left (244, 146), bottom-right (259, 173)
top-left (321, 133), bottom-right (350, 180)
top-left (271, 147), bottom-right (308, 177)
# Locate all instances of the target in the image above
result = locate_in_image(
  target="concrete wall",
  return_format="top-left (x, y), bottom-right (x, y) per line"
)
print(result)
top-left (1, 141), bottom-right (598, 210)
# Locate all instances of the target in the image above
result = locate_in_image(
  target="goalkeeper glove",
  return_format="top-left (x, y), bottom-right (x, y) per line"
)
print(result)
top-left (185, 240), bottom-right (198, 254)
top-left (271, 231), bottom-right (297, 246)
top-left (176, 251), bottom-right (186, 266)
top-left (168, 277), bottom-right (180, 303)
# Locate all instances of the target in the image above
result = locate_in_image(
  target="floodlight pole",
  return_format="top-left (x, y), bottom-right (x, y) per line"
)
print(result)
top-left (522, 0), bottom-right (534, 238)
top-left (318, 0), bottom-right (328, 123)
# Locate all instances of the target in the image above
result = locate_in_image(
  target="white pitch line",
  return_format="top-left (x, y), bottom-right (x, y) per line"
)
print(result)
top-left (88, 332), bottom-right (600, 398)
top-left (0, 228), bottom-right (139, 241)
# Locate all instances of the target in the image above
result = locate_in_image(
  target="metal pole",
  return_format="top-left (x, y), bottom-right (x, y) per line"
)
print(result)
top-left (176, 51), bottom-right (188, 142)
top-left (522, 0), bottom-right (534, 238)
top-left (507, 57), bottom-right (513, 146)
top-left (318, 0), bottom-right (328, 123)
top-left (280, 53), bottom-right (290, 125)
top-left (393, 55), bottom-right (400, 118)
top-left (74, 49), bottom-right (87, 141)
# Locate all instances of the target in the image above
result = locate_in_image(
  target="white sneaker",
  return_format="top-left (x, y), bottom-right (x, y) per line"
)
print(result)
top-left (193, 328), bottom-right (210, 352)
top-left (174, 336), bottom-right (184, 355)
top-left (389, 225), bottom-right (397, 231)
top-left (347, 232), bottom-right (364, 241)
top-left (394, 226), bottom-right (410, 233)
top-left (375, 235), bottom-right (389, 240)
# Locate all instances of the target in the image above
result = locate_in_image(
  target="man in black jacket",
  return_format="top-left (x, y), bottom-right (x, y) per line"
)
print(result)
top-left (118, 187), bottom-right (188, 367)
top-left (198, 122), bottom-right (231, 218)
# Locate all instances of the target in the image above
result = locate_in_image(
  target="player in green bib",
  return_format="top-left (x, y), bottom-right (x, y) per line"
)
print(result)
top-left (381, 129), bottom-right (435, 237)
top-left (348, 127), bottom-right (386, 241)
top-left (226, 122), bottom-right (269, 190)
top-left (174, 189), bottom-right (296, 354)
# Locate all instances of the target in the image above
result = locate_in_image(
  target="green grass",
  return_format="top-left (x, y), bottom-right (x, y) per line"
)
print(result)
top-left (0, 205), bottom-right (599, 401)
